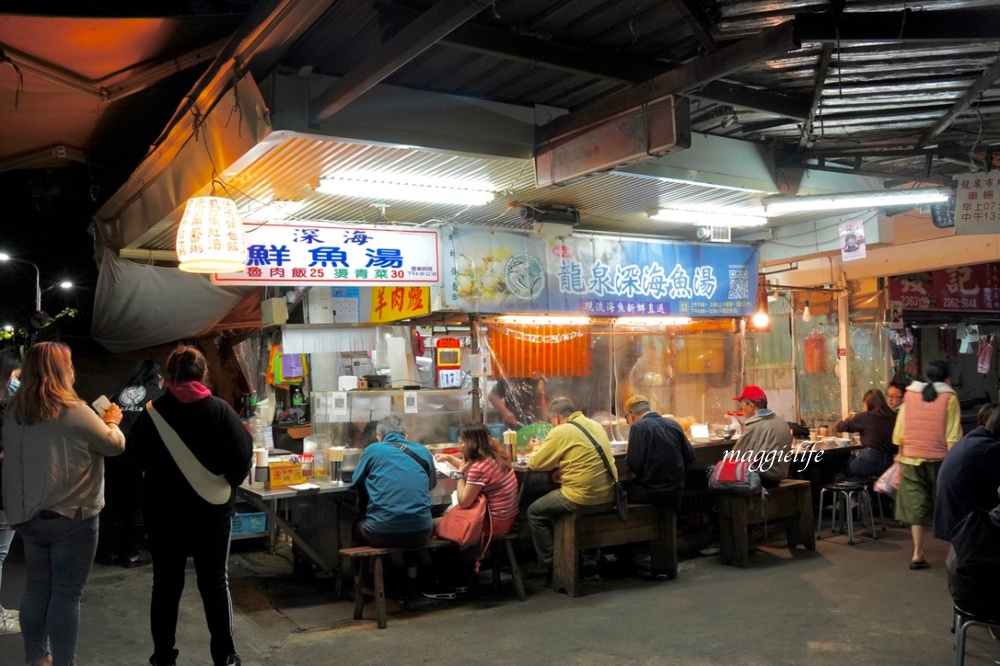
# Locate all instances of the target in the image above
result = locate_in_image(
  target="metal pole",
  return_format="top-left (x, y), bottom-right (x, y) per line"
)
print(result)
top-left (33, 262), bottom-right (41, 311)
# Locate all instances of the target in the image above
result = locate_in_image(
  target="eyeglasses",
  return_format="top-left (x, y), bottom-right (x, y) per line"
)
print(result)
top-left (887, 393), bottom-right (903, 401)
top-left (625, 413), bottom-right (634, 424)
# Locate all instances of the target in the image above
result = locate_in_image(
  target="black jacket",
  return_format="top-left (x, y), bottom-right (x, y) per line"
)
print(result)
top-left (128, 391), bottom-right (252, 523)
top-left (934, 425), bottom-right (1000, 541)
top-left (625, 412), bottom-right (695, 508)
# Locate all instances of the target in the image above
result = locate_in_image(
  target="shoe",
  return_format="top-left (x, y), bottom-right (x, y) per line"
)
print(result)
top-left (120, 549), bottom-right (152, 568)
top-left (990, 626), bottom-right (1000, 642)
top-left (421, 582), bottom-right (457, 600)
top-left (699, 543), bottom-right (721, 556)
top-left (908, 559), bottom-right (929, 570)
top-left (581, 561), bottom-right (600, 582)
top-left (30, 656), bottom-right (53, 666)
top-left (0, 607), bottom-right (20, 634)
top-left (630, 553), bottom-right (652, 568)
top-left (224, 655), bottom-right (241, 666)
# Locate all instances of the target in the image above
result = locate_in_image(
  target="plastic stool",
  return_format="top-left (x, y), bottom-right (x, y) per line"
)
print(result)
top-left (953, 605), bottom-right (1000, 666)
top-left (816, 481), bottom-right (877, 545)
top-left (862, 476), bottom-right (891, 531)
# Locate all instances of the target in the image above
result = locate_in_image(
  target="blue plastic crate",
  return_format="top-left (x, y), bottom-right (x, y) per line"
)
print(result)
top-left (231, 511), bottom-right (268, 537)
top-left (449, 423), bottom-right (508, 442)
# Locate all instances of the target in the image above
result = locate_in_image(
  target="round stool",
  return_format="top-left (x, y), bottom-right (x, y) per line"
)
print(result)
top-left (953, 604), bottom-right (1000, 666)
top-left (816, 481), bottom-right (877, 545)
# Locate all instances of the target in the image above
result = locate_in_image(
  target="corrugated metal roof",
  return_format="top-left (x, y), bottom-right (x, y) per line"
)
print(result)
top-left (140, 132), bottom-right (767, 252)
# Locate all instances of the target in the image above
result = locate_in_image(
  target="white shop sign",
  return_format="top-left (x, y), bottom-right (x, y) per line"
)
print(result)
top-left (211, 221), bottom-right (441, 286)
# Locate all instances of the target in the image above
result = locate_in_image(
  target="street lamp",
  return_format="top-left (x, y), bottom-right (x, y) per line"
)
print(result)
top-left (0, 252), bottom-right (42, 311)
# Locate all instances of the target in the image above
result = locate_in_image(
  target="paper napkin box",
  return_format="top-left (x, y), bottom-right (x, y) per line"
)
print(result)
top-left (266, 461), bottom-right (304, 489)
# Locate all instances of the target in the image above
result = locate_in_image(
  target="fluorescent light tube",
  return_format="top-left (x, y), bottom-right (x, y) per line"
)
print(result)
top-left (496, 316), bottom-right (591, 325)
top-left (762, 188), bottom-right (951, 215)
top-left (650, 207), bottom-right (768, 228)
top-left (615, 317), bottom-right (692, 326)
top-left (317, 173), bottom-right (496, 206)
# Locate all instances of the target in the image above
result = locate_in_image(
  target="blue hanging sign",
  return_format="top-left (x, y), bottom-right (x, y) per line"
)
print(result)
top-left (444, 228), bottom-right (757, 316)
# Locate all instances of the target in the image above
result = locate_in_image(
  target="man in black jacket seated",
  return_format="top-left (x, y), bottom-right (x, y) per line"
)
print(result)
top-left (621, 395), bottom-right (694, 573)
top-left (623, 395), bottom-right (695, 511)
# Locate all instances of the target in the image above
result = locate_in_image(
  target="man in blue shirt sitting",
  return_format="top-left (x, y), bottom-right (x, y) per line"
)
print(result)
top-left (352, 414), bottom-right (437, 600)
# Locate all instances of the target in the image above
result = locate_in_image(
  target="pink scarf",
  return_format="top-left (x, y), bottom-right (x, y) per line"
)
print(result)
top-left (164, 380), bottom-right (212, 404)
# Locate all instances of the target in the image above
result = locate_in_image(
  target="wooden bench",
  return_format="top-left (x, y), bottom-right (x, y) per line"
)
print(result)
top-left (718, 478), bottom-right (815, 568)
top-left (553, 504), bottom-right (677, 597)
top-left (340, 539), bottom-right (454, 629)
top-left (339, 532), bottom-right (526, 628)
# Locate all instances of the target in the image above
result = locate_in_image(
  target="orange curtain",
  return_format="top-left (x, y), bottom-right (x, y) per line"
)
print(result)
top-left (486, 324), bottom-right (592, 377)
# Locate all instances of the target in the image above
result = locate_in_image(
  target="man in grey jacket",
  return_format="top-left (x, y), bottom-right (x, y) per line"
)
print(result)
top-left (729, 385), bottom-right (791, 484)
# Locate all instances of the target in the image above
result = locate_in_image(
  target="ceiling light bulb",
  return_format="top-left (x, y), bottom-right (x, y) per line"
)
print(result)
top-left (762, 187), bottom-right (952, 215)
top-left (318, 173), bottom-right (496, 206)
top-left (802, 301), bottom-right (813, 323)
top-left (752, 311), bottom-right (770, 328)
top-left (650, 207), bottom-right (767, 228)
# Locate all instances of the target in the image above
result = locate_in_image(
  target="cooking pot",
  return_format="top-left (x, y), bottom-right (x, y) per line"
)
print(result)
top-left (341, 448), bottom-right (364, 473)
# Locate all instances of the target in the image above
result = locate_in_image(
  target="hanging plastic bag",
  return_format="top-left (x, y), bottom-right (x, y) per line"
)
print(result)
top-left (978, 336), bottom-right (995, 375)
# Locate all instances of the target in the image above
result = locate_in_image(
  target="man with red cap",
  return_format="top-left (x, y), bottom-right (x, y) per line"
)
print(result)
top-left (729, 385), bottom-right (792, 484)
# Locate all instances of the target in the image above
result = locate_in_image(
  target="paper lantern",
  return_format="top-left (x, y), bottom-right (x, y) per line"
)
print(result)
top-left (176, 196), bottom-right (245, 273)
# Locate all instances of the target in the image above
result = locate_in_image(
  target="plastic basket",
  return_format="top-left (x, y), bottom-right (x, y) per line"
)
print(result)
top-left (449, 424), bottom-right (508, 442)
top-left (231, 512), bottom-right (268, 537)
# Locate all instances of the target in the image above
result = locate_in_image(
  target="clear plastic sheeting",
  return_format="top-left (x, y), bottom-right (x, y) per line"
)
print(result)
top-left (480, 319), bottom-right (745, 442)
top-left (846, 282), bottom-right (892, 410)
top-left (233, 336), bottom-right (263, 398)
top-left (744, 294), bottom-right (798, 423)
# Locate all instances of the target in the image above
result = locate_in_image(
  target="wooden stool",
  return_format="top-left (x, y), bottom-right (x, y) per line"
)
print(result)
top-left (339, 539), bottom-right (454, 629)
top-left (488, 531), bottom-right (527, 601)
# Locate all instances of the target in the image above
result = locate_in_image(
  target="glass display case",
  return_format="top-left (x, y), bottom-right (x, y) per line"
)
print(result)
top-left (309, 388), bottom-right (473, 448)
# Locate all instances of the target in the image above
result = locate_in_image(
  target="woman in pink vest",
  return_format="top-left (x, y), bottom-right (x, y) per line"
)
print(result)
top-left (892, 360), bottom-right (961, 569)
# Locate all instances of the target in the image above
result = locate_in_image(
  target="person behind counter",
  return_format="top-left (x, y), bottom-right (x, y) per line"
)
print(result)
top-left (2, 342), bottom-right (126, 666)
top-left (527, 396), bottom-right (616, 584)
top-left (489, 375), bottom-right (548, 428)
top-left (835, 388), bottom-right (897, 478)
top-left (127, 346), bottom-right (252, 666)
top-left (351, 414), bottom-right (436, 603)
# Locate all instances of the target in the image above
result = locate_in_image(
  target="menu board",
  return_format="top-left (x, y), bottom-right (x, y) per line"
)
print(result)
top-left (888, 262), bottom-right (1000, 311)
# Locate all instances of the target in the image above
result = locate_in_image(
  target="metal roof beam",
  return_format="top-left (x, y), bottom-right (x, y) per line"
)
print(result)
top-left (776, 154), bottom-right (951, 186)
top-left (688, 80), bottom-right (809, 121)
top-left (310, 0), bottom-right (492, 123)
top-left (799, 45), bottom-right (833, 149)
top-left (541, 21), bottom-right (798, 141)
top-left (383, 7), bottom-right (808, 121)
top-left (794, 9), bottom-right (1000, 43)
top-left (919, 56), bottom-right (1000, 147)
top-left (669, 0), bottom-right (720, 52)
top-left (0, 37), bottom-right (226, 102)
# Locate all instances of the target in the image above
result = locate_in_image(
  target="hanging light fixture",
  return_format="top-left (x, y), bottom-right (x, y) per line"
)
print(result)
top-left (176, 196), bottom-right (246, 273)
top-left (802, 300), bottom-right (813, 323)
top-left (751, 277), bottom-right (769, 330)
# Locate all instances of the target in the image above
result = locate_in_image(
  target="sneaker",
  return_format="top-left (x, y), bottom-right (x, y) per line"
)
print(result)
top-left (421, 583), bottom-right (457, 600)
top-left (0, 607), bottom-right (20, 634)
top-left (699, 543), bottom-right (721, 557)
top-left (581, 561), bottom-right (600, 582)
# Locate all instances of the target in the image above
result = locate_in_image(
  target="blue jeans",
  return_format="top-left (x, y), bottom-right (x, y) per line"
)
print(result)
top-left (16, 513), bottom-right (99, 666)
top-left (0, 509), bottom-right (16, 601)
top-left (840, 448), bottom-right (894, 479)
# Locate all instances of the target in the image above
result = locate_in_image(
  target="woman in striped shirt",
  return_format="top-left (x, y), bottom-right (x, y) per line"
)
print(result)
top-left (437, 422), bottom-right (519, 535)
